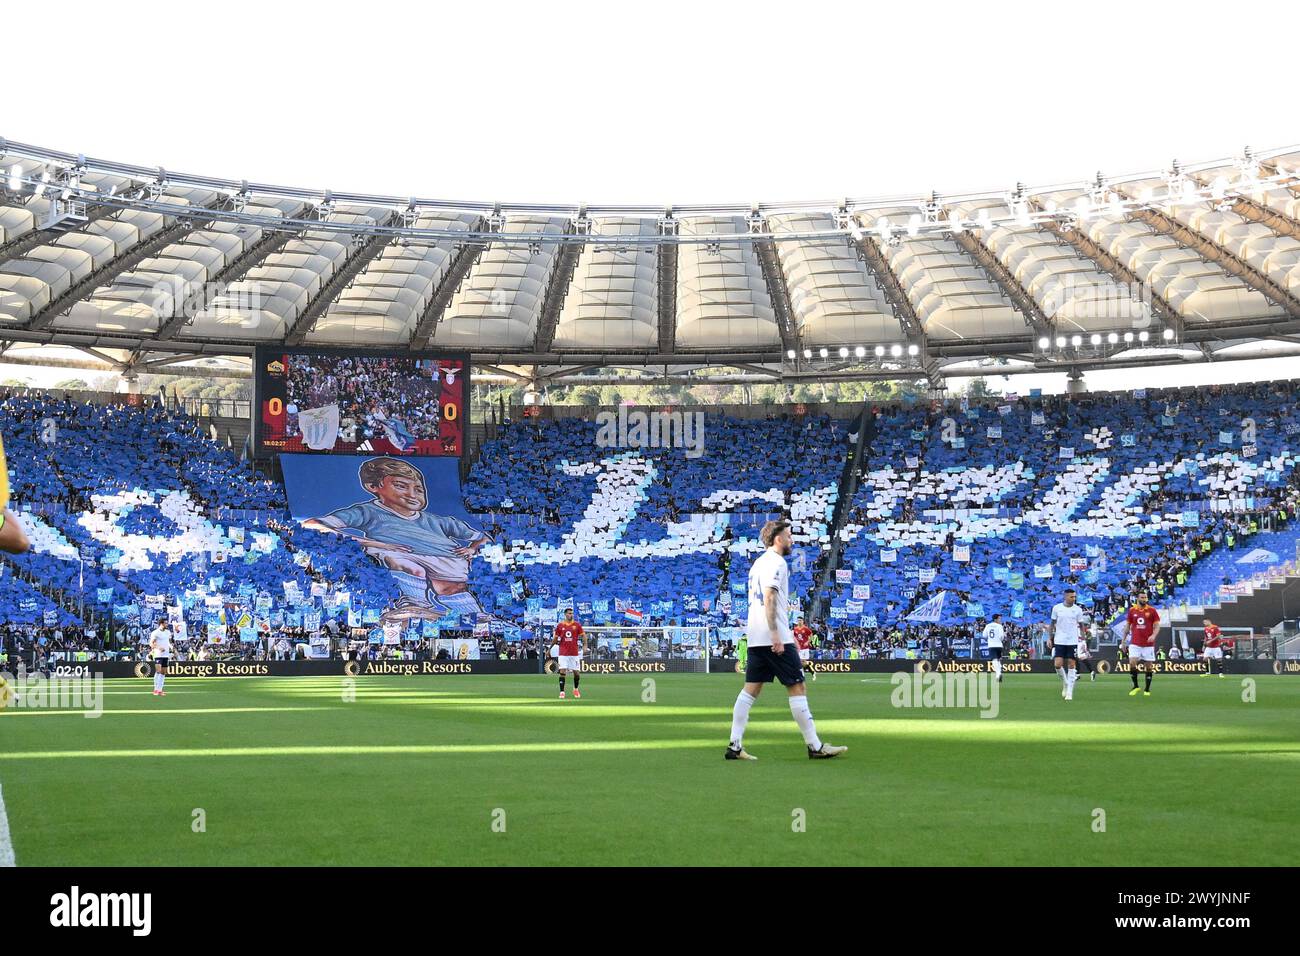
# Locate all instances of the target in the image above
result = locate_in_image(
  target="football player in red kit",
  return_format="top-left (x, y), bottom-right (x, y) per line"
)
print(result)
top-left (792, 616), bottom-right (816, 681)
top-left (552, 606), bottom-right (585, 699)
top-left (1122, 591), bottom-right (1161, 697)
top-left (1202, 618), bottom-right (1226, 677)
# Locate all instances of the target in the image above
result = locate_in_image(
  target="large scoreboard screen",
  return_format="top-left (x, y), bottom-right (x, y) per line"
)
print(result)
top-left (254, 347), bottom-right (469, 457)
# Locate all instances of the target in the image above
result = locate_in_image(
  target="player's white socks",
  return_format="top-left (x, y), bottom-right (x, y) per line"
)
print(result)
top-left (1056, 666), bottom-right (1066, 682)
top-left (788, 696), bottom-right (822, 751)
top-left (992, 659), bottom-right (1002, 679)
top-left (729, 690), bottom-right (756, 748)
top-left (153, 673), bottom-right (163, 692)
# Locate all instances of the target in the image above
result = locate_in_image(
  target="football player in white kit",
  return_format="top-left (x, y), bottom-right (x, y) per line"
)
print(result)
top-left (982, 614), bottom-right (1005, 682)
top-left (1048, 588), bottom-right (1087, 701)
top-left (148, 622), bottom-right (173, 697)
top-left (725, 520), bottom-right (846, 761)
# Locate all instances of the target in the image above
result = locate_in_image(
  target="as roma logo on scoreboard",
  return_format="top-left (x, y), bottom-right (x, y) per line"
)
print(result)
top-left (253, 347), bottom-right (470, 458)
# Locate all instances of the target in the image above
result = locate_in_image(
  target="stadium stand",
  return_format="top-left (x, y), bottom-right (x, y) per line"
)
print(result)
top-left (2, 380), bottom-right (1299, 664)
top-left (822, 381), bottom-right (1300, 656)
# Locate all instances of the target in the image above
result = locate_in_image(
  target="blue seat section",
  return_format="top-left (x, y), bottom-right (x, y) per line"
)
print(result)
top-left (0, 395), bottom-right (397, 631)
top-left (825, 384), bottom-right (1300, 629)
top-left (462, 414), bottom-right (850, 624)
top-left (1177, 525), bottom-right (1300, 606)
top-left (0, 574), bottom-right (82, 627)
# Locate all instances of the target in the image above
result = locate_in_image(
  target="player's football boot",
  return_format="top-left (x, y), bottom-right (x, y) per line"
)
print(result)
top-left (808, 743), bottom-right (847, 759)
top-left (725, 745), bottom-right (757, 761)
top-left (558, 691), bottom-right (566, 699)
top-left (1090, 672), bottom-right (1097, 682)
top-left (573, 689), bottom-right (581, 698)
top-left (1128, 687), bottom-right (1141, 696)
top-left (1143, 691), bottom-right (1151, 697)
top-left (152, 690), bottom-right (160, 696)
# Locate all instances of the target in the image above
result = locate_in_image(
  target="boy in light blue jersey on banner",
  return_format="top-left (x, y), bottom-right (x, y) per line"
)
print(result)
top-left (302, 457), bottom-right (490, 624)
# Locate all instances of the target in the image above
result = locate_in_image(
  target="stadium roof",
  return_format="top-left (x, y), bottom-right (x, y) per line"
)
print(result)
top-left (3, 137), bottom-right (1300, 388)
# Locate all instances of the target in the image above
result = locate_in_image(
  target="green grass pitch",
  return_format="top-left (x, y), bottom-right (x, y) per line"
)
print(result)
top-left (2, 672), bottom-right (1297, 866)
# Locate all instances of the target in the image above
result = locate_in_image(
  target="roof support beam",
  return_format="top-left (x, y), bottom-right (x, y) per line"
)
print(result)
top-left (474, 364), bottom-right (531, 382)
top-left (410, 217), bottom-right (490, 350)
top-left (534, 227), bottom-right (584, 353)
top-left (948, 229), bottom-right (1052, 337)
top-left (852, 235), bottom-right (939, 386)
top-left (283, 212), bottom-right (401, 346)
top-left (72, 345), bottom-right (127, 369)
top-left (1027, 198), bottom-right (1183, 333)
top-left (656, 242), bottom-right (677, 354)
top-left (156, 226), bottom-right (299, 340)
top-left (0, 204), bottom-right (120, 268)
top-left (752, 231), bottom-right (801, 356)
top-left (1113, 186), bottom-right (1300, 319)
top-left (853, 235), bottom-right (924, 340)
top-left (22, 199), bottom-right (226, 332)
top-left (139, 352), bottom-right (212, 371)
top-left (1226, 194), bottom-right (1300, 243)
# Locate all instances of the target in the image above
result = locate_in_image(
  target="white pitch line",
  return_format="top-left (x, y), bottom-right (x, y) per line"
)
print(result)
top-left (0, 783), bottom-right (15, 867)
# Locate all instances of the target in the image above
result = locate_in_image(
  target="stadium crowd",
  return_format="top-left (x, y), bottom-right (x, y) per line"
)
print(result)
top-left (1, 379), bottom-right (1298, 667)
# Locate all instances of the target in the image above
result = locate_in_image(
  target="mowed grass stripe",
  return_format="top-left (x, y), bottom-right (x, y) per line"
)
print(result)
top-left (1, 674), bottom-right (1295, 866)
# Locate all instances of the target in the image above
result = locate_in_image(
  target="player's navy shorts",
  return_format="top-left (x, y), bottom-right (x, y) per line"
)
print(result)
top-left (745, 645), bottom-right (806, 686)
top-left (988, 647), bottom-right (1003, 659)
top-left (154, 657), bottom-right (170, 668)
top-left (1051, 644), bottom-right (1076, 661)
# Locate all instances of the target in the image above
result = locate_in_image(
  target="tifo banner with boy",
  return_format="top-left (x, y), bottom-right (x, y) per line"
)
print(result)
top-left (280, 454), bottom-right (491, 629)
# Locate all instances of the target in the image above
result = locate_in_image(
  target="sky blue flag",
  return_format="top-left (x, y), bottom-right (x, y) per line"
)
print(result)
top-left (906, 590), bottom-right (948, 623)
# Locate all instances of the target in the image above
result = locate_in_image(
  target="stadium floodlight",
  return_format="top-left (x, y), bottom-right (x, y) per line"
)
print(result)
top-left (874, 345), bottom-right (885, 357)
top-left (1044, 199), bottom-right (1058, 214)
top-left (1038, 337), bottom-right (1050, 349)
top-left (34, 170), bottom-right (50, 198)
top-left (1139, 330), bottom-right (1150, 342)
top-left (890, 344), bottom-right (903, 357)
top-left (1163, 328), bottom-right (1175, 341)
top-left (6, 164), bottom-right (20, 191)
top-left (854, 346), bottom-right (866, 358)
top-left (907, 213), bottom-right (921, 237)
top-left (947, 212), bottom-right (962, 233)
top-left (877, 216), bottom-right (891, 241)
top-left (786, 349), bottom-right (796, 359)
top-left (1075, 197), bottom-right (1091, 222)
top-left (1055, 336), bottom-right (1067, 348)
top-left (1070, 335), bottom-right (1082, 347)
top-left (838, 347), bottom-right (849, 358)
top-left (803, 349), bottom-right (812, 359)
top-left (907, 344), bottom-right (919, 356)
top-left (1090, 334), bottom-right (1102, 346)
top-left (1107, 332), bottom-right (1119, 344)
top-left (819, 348), bottom-right (829, 358)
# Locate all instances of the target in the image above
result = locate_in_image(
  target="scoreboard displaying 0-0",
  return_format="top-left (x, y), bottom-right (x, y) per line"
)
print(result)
top-left (254, 347), bottom-right (469, 457)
